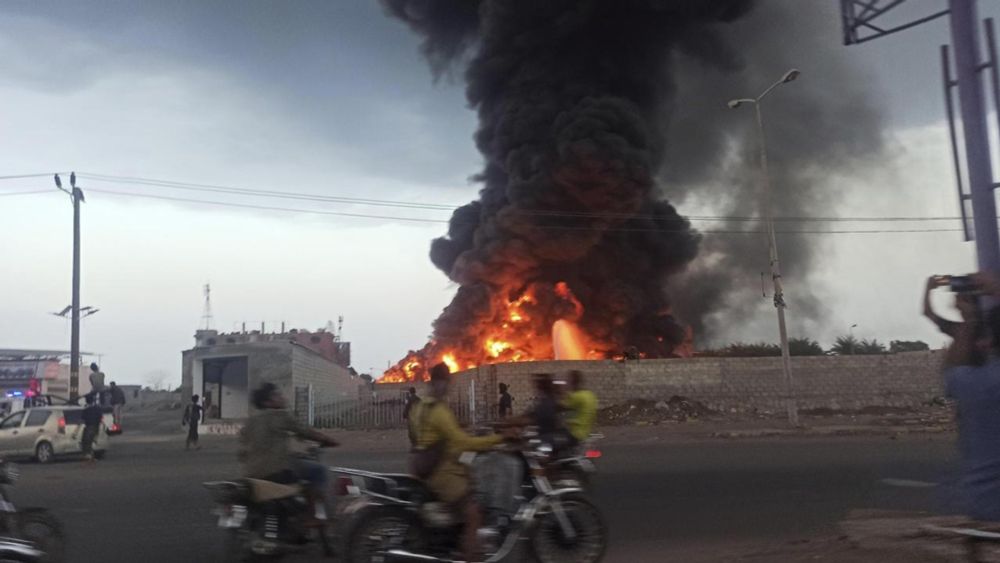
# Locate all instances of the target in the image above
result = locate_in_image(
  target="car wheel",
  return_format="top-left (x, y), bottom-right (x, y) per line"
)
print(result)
top-left (35, 442), bottom-right (54, 464)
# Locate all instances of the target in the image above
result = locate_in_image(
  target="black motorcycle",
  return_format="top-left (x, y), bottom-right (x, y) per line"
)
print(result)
top-left (0, 461), bottom-right (65, 562)
top-left (336, 435), bottom-right (607, 563)
top-left (549, 433), bottom-right (603, 490)
top-left (204, 447), bottom-right (333, 562)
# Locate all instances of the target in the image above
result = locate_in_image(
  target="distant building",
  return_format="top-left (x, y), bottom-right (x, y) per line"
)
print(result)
top-left (0, 349), bottom-right (98, 399)
top-left (181, 328), bottom-right (358, 421)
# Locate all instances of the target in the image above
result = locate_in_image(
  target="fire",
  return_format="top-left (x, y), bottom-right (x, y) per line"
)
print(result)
top-left (487, 339), bottom-right (511, 358)
top-left (552, 320), bottom-right (587, 360)
top-left (380, 279), bottom-right (693, 382)
top-left (442, 353), bottom-right (460, 374)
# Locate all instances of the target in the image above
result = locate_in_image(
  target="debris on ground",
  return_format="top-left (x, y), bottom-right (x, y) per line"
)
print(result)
top-left (598, 397), bottom-right (956, 432)
top-left (598, 396), bottom-right (716, 425)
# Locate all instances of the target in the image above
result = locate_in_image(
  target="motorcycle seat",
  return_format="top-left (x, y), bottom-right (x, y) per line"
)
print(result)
top-left (245, 478), bottom-right (302, 502)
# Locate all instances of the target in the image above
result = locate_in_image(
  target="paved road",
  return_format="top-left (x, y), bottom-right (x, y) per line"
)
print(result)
top-left (4, 427), bottom-right (959, 563)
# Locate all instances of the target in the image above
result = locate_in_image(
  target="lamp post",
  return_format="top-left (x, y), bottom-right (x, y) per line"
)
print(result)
top-left (850, 323), bottom-right (858, 355)
top-left (728, 69), bottom-right (801, 426)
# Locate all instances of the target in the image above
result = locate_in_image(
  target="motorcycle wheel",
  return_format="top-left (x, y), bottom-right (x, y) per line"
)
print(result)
top-left (531, 494), bottom-right (607, 563)
top-left (344, 508), bottom-right (420, 563)
top-left (17, 508), bottom-right (65, 563)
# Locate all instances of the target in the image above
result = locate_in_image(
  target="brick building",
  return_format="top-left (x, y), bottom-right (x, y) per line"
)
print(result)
top-left (181, 328), bottom-right (358, 421)
top-left (0, 349), bottom-right (98, 399)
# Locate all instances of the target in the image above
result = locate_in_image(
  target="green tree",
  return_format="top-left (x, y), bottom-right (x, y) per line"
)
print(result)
top-left (788, 338), bottom-right (824, 356)
top-left (855, 338), bottom-right (887, 355)
top-left (829, 335), bottom-right (861, 355)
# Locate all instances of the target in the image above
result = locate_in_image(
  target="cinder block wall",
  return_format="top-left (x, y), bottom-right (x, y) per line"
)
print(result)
top-left (376, 351), bottom-right (946, 416)
top-left (291, 345), bottom-right (357, 406)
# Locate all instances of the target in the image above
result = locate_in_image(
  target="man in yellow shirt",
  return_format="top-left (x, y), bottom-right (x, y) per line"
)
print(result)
top-left (410, 363), bottom-right (507, 562)
top-left (563, 370), bottom-right (598, 444)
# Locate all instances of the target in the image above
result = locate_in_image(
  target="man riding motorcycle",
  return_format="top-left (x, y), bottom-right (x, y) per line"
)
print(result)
top-left (562, 370), bottom-right (597, 447)
top-left (238, 382), bottom-right (339, 519)
top-left (409, 363), bottom-right (515, 563)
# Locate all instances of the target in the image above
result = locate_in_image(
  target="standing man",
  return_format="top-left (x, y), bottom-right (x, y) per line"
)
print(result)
top-left (88, 363), bottom-right (106, 406)
top-left (182, 395), bottom-right (203, 450)
top-left (402, 387), bottom-right (421, 447)
top-left (109, 382), bottom-right (126, 426)
top-left (498, 383), bottom-right (513, 419)
top-left (80, 393), bottom-right (104, 462)
top-left (941, 273), bottom-right (1000, 520)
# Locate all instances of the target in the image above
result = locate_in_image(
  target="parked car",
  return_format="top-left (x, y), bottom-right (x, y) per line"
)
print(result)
top-left (0, 406), bottom-right (113, 463)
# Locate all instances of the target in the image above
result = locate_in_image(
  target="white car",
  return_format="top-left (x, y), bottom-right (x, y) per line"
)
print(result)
top-left (0, 406), bottom-right (113, 463)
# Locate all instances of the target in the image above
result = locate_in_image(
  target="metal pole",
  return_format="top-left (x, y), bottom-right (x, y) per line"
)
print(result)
top-left (949, 0), bottom-right (1000, 273)
top-left (754, 103), bottom-right (798, 427)
top-left (70, 183), bottom-right (82, 401)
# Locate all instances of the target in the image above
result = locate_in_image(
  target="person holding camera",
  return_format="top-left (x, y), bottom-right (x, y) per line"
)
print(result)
top-left (938, 273), bottom-right (1000, 520)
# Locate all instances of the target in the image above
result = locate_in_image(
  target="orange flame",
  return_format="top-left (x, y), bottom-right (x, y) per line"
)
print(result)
top-left (380, 279), bottom-right (694, 382)
top-left (552, 319), bottom-right (588, 360)
top-left (442, 353), bottom-right (460, 374)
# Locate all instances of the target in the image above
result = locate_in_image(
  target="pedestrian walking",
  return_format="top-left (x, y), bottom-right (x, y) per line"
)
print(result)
top-left (80, 393), bottom-right (103, 462)
top-left (89, 363), bottom-right (107, 406)
top-left (182, 395), bottom-right (203, 450)
top-left (109, 381), bottom-right (126, 426)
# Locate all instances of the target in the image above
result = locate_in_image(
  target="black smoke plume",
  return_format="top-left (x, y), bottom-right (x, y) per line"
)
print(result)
top-left (381, 0), bottom-right (884, 378)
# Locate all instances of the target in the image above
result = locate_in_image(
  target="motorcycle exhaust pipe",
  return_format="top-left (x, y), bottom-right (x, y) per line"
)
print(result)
top-left (386, 549), bottom-right (454, 563)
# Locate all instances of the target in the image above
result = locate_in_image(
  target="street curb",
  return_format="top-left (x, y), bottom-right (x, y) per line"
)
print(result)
top-left (711, 425), bottom-right (953, 439)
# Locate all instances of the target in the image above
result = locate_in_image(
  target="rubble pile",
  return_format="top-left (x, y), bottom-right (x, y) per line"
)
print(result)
top-left (598, 396), bottom-right (716, 425)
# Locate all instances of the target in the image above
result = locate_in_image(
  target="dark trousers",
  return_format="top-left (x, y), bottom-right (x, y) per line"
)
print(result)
top-left (186, 423), bottom-right (199, 448)
top-left (81, 425), bottom-right (99, 456)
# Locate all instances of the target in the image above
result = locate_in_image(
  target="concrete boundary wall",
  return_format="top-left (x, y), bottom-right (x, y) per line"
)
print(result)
top-left (376, 351), bottom-right (945, 417)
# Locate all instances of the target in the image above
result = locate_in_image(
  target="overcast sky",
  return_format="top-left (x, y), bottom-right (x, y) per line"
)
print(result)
top-left (1, 1), bottom-right (997, 387)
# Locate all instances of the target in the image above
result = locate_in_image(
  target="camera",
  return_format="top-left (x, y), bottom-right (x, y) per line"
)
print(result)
top-left (946, 275), bottom-right (979, 294)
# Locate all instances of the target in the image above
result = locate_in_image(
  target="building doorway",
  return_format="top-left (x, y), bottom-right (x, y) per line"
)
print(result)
top-left (201, 356), bottom-right (248, 419)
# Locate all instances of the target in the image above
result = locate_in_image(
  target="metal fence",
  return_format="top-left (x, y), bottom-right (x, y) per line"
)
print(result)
top-left (313, 385), bottom-right (478, 430)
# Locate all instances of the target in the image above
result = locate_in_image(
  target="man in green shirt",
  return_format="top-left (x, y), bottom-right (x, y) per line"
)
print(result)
top-left (563, 370), bottom-right (598, 444)
top-left (410, 363), bottom-right (510, 562)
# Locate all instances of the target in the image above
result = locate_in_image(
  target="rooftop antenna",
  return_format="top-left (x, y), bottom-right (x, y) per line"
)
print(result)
top-left (201, 283), bottom-right (214, 330)
top-left (335, 315), bottom-right (344, 342)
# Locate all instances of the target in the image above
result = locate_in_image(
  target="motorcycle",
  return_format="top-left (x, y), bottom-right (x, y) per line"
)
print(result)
top-left (550, 433), bottom-right (603, 490)
top-left (335, 433), bottom-right (607, 563)
top-left (204, 446), bottom-right (333, 562)
top-left (0, 461), bottom-right (65, 562)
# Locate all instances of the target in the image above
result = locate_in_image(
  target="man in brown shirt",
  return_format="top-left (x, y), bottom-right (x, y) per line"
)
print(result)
top-left (238, 383), bottom-right (338, 511)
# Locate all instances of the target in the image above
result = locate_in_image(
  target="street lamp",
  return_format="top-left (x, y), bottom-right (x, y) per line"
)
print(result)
top-left (728, 68), bottom-right (801, 427)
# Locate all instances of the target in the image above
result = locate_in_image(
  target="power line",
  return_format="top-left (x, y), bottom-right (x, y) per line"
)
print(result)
top-left (83, 187), bottom-right (965, 235)
top-left (0, 170), bottom-right (978, 230)
top-left (75, 172), bottom-right (972, 224)
top-left (0, 173), bottom-right (66, 181)
top-left (0, 189), bottom-right (55, 197)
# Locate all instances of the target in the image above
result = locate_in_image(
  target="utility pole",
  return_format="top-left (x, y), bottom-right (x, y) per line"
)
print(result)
top-left (949, 0), bottom-right (1000, 273)
top-left (55, 172), bottom-right (85, 401)
top-left (729, 69), bottom-right (801, 427)
top-left (839, 1), bottom-right (1000, 271)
